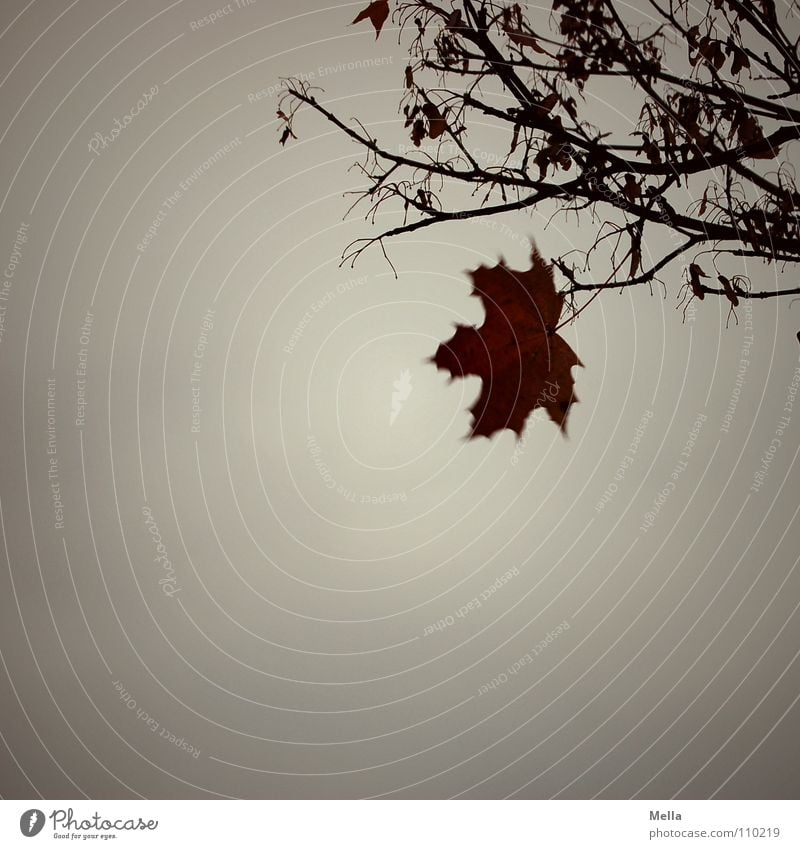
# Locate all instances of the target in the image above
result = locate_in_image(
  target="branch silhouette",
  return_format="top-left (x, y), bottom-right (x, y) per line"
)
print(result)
top-left (276, 0), bottom-right (800, 436)
top-left (276, 0), bottom-right (800, 308)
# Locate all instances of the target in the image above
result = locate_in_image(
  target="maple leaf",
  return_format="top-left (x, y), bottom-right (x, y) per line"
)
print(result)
top-left (351, 0), bottom-right (389, 39)
top-left (431, 250), bottom-right (582, 439)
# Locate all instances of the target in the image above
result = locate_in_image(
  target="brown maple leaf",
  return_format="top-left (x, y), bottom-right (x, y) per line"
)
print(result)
top-left (431, 250), bottom-right (582, 439)
top-left (351, 0), bottom-right (389, 39)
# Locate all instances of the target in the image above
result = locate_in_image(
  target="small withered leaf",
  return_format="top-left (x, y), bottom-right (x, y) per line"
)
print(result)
top-left (411, 117), bottom-right (426, 146)
top-left (422, 101), bottom-right (447, 139)
top-left (718, 274), bottom-right (739, 306)
top-left (505, 26), bottom-right (547, 53)
top-left (351, 0), bottom-right (389, 39)
top-left (699, 186), bottom-right (709, 216)
top-left (729, 43), bottom-right (750, 76)
top-left (630, 229), bottom-right (642, 278)
top-left (446, 9), bottom-right (464, 30)
top-left (623, 174), bottom-right (641, 203)
top-left (688, 263), bottom-right (707, 300)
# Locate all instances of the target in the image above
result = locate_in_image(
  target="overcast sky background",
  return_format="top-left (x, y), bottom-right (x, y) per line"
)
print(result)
top-left (0, 0), bottom-right (798, 799)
